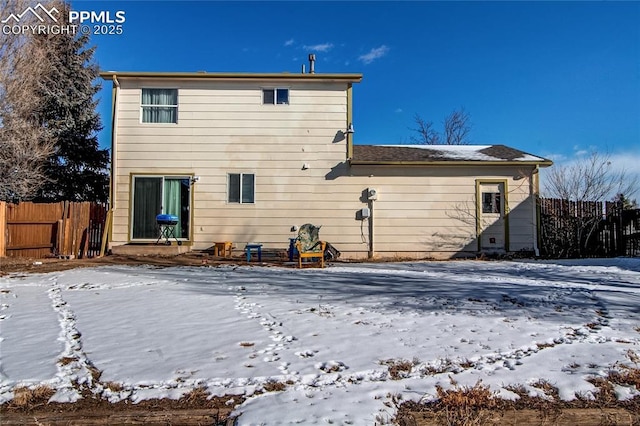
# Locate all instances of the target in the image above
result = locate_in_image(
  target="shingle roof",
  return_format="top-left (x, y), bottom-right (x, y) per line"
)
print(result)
top-left (351, 144), bottom-right (552, 165)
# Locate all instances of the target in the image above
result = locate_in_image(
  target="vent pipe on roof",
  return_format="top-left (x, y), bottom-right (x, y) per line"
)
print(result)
top-left (301, 64), bottom-right (305, 74)
top-left (308, 54), bottom-right (315, 74)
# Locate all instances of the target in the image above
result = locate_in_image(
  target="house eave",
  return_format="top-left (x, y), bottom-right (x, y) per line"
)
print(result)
top-left (99, 71), bottom-right (363, 83)
top-left (348, 160), bottom-right (554, 167)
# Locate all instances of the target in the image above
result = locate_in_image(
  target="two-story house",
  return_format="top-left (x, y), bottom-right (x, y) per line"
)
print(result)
top-left (101, 65), bottom-right (551, 259)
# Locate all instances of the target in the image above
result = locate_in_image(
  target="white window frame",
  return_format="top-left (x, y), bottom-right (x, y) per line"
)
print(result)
top-left (262, 87), bottom-right (289, 105)
top-left (141, 88), bottom-right (178, 124)
top-left (228, 173), bottom-right (255, 204)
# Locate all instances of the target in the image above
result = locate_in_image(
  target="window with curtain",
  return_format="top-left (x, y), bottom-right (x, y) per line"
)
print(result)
top-left (163, 178), bottom-right (190, 238)
top-left (131, 176), bottom-right (190, 240)
top-left (228, 173), bottom-right (255, 204)
top-left (141, 89), bottom-right (178, 123)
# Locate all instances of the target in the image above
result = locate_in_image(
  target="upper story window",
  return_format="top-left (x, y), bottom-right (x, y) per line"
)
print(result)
top-left (263, 88), bottom-right (289, 105)
top-left (141, 88), bottom-right (178, 123)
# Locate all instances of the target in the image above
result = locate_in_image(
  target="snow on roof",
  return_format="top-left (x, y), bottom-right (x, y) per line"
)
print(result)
top-left (352, 144), bottom-right (551, 164)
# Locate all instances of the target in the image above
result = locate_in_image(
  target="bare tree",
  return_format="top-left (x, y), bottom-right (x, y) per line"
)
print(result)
top-left (443, 107), bottom-right (472, 145)
top-left (0, 0), bottom-right (55, 201)
top-left (544, 151), bottom-right (636, 202)
top-left (410, 107), bottom-right (472, 145)
top-left (409, 113), bottom-right (440, 145)
top-left (541, 151), bottom-right (637, 258)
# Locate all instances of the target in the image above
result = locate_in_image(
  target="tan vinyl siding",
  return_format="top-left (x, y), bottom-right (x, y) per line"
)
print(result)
top-left (112, 78), bottom-right (349, 247)
top-left (111, 77), bottom-right (539, 258)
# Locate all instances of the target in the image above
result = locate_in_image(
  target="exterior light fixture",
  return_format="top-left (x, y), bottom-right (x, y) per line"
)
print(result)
top-left (346, 123), bottom-right (354, 134)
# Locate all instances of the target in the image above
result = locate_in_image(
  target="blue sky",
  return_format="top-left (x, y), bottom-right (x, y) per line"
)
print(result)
top-left (80, 1), bottom-right (639, 186)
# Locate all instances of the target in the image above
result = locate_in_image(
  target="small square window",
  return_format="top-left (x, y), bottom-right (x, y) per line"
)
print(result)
top-left (263, 88), bottom-right (289, 105)
top-left (228, 173), bottom-right (255, 204)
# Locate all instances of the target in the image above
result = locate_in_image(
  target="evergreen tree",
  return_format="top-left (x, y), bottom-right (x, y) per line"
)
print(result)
top-left (614, 193), bottom-right (638, 210)
top-left (31, 2), bottom-right (109, 202)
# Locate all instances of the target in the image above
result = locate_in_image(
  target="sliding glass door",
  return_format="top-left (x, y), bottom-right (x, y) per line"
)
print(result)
top-left (131, 176), bottom-right (190, 240)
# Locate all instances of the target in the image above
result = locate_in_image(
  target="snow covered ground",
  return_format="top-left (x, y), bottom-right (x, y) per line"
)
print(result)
top-left (1, 258), bottom-right (639, 424)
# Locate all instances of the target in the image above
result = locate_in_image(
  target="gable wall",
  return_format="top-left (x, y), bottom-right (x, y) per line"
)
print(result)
top-left (113, 78), bottom-right (350, 249)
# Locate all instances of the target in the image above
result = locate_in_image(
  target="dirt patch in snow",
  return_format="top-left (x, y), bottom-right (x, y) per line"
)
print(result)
top-left (396, 379), bottom-right (640, 425)
top-left (1, 396), bottom-right (241, 425)
top-left (397, 407), bottom-right (639, 426)
top-left (0, 252), bottom-right (250, 277)
top-left (0, 250), bottom-right (443, 277)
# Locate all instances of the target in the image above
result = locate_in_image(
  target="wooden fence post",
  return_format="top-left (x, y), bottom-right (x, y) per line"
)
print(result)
top-left (56, 219), bottom-right (63, 255)
top-left (99, 209), bottom-right (112, 257)
top-left (81, 202), bottom-right (90, 259)
top-left (70, 202), bottom-right (78, 258)
top-left (60, 201), bottom-right (69, 257)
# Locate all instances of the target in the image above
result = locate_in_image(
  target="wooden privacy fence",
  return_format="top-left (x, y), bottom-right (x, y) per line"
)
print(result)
top-left (539, 197), bottom-right (640, 258)
top-left (0, 201), bottom-right (108, 259)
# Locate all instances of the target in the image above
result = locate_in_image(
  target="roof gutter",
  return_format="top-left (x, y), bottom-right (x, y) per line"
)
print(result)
top-left (99, 71), bottom-right (363, 83)
top-left (349, 159), bottom-right (554, 167)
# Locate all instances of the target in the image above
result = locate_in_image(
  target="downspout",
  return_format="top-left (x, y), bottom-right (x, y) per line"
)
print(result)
top-left (346, 83), bottom-right (353, 160)
top-left (531, 165), bottom-right (540, 257)
top-left (368, 200), bottom-right (374, 259)
top-left (109, 75), bottom-right (120, 247)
